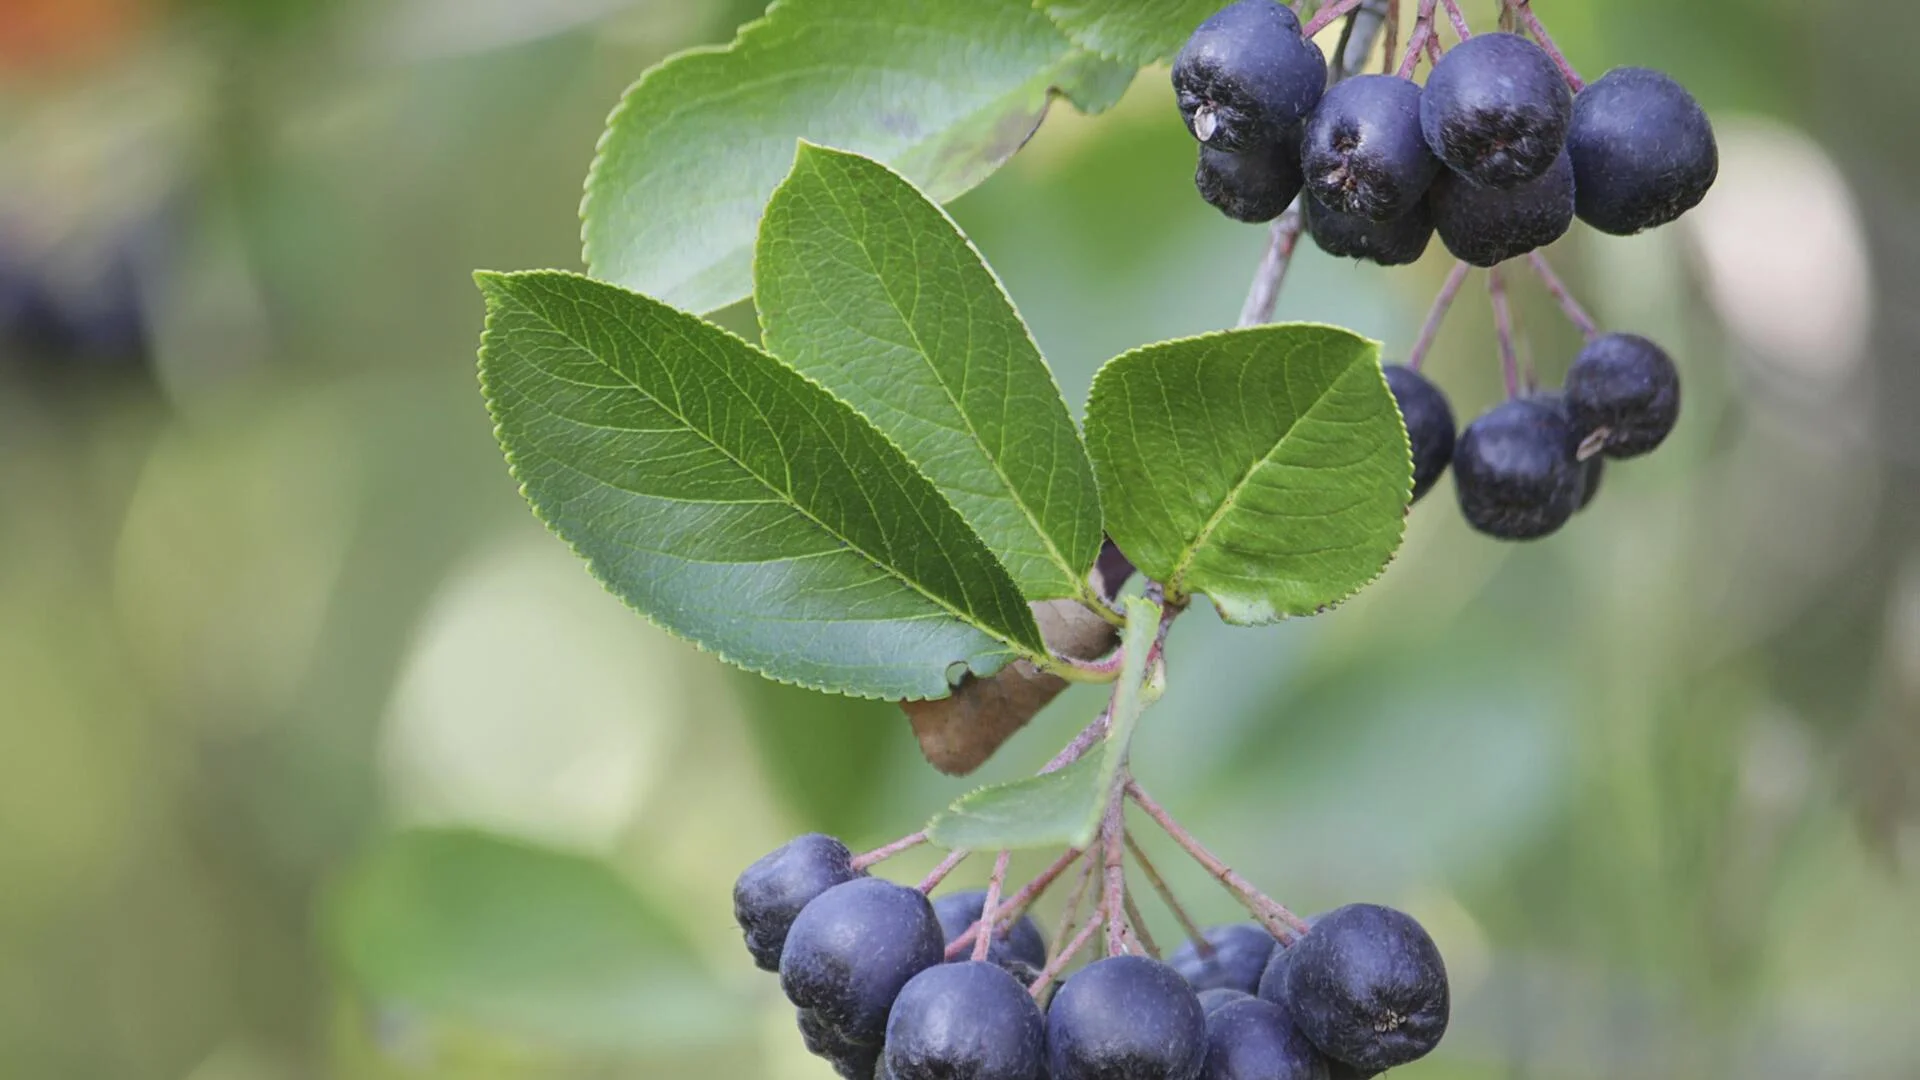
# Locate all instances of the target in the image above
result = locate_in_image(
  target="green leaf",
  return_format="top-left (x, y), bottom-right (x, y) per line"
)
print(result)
top-left (1041, 0), bottom-right (1224, 65)
top-left (326, 828), bottom-right (735, 1051)
top-left (475, 269), bottom-right (1045, 700)
top-left (581, 0), bottom-right (1137, 315)
top-left (757, 144), bottom-right (1103, 602)
top-left (926, 594), bottom-right (1160, 850)
top-left (1083, 324), bottom-right (1410, 624)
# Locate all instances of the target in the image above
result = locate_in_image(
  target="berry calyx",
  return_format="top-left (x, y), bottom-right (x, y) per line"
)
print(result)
top-left (1568, 67), bottom-right (1718, 236)
top-left (734, 833), bottom-right (862, 970)
top-left (1048, 955), bottom-right (1209, 1080)
top-left (933, 888), bottom-right (1048, 978)
top-left (884, 961), bottom-right (1048, 1080)
top-left (1562, 333), bottom-right (1680, 458)
top-left (1420, 32), bottom-right (1573, 190)
top-left (1429, 148), bottom-right (1576, 268)
top-left (1383, 364), bottom-right (1457, 503)
top-left (1301, 75), bottom-right (1440, 223)
top-left (1198, 142), bottom-right (1306, 224)
top-left (1170, 923), bottom-right (1279, 995)
top-left (780, 877), bottom-right (945, 1044)
top-left (1453, 395), bottom-right (1584, 540)
top-left (1203, 996), bottom-right (1334, 1080)
top-left (1303, 196), bottom-right (1434, 267)
top-left (1279, 904), bottom-right (1449, 1074)
top-left (1174, 0), bottom-right (1327, 153)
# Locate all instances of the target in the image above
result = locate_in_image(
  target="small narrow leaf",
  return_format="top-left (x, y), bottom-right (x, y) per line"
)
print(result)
top-left (476, 270), bottom-right (1045, 700)
top-left (1083, 325), bottom-right (1410, 624)
top-left (581, 0), bottom-right (1135, 315)
top-left (1041, 0), bottom-right (1224, 66)
top-left (326, 829), bottom-right (735, 1050)
top-left (927, 595), bottom-right (1160, 850)
top-left (758, 144), bottom-right (1103, 602)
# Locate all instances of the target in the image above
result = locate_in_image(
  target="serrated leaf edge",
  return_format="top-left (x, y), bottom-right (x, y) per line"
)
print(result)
top-left (473, 268), bottom-right (1046, 700)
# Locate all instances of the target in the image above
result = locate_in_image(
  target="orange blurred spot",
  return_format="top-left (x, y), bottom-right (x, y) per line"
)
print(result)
top-left (0, 0), bottom-right (149, 70)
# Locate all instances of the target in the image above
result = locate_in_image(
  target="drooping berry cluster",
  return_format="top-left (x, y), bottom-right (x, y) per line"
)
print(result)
top-left (734, 831), bottom-right (1451, 1079)
top-left (1175, 0), bottom-right (1712, 541)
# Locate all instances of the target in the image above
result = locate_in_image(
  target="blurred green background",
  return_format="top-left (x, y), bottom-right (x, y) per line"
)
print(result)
top-left (4, 0), bottom-right (1918, 1076)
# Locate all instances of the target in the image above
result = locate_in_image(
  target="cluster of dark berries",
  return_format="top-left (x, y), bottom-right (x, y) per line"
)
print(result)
top-left (735, 833), bottom-right (1451, 1079)
top-left (1175, 0), bottom-right (1710, 541)
top-left (1176, 0), bottom-right (1718, 265)
top-left (1385, 330), bottom-right (1678, 539)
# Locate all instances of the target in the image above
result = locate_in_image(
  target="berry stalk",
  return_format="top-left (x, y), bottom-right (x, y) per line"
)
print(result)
top-left (1124, 830), bottom-right (1214, 958)
top-left (1236, 211), bottom-right (1307, 328)
top-left (1489, 265), bottom-right (1522, 397)
top-left (1302, 0), bottom-right (1367, 40)
top-left (1395, 0), bottom-right (1438, 79)
top-left (971, 850), bottom-right (1013, 963)
top-left (1407, 260), bottom-right (1472, 372)
top-left (1438, 0), bottom-right (1473, 41)
top-left (851, 830), bottom-right (927, 871)
top-left (943, 845), bottom-right (1085, 959)
top-left (1511, 0), bottom-right (1585, 91)
top-left (1127, 780), bottom-right (1311, 940)
top-left (1031, 905), bottom-right (1106, 997)
top-left (1525, 251), bottom-right (1599, 340)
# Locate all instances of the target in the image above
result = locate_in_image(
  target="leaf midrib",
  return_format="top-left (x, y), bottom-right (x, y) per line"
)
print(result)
top-left (1165, 350), bottom-right (1365, 598)
top-left (496, 282), bottom-right (1031, 655)
top-left (810, 159), bottom-right (1085, 598)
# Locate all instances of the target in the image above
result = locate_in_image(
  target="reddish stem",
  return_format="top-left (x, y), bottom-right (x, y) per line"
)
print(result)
top-left (1047, 856), bottom-right (1099, 961)
top-left (1513, 1), bottom-right (1585, 91)
top-left (1237, 210), bottom-right (1307, 328)
top-left (972, 850), bottom-right (1013, 963)
top-left (1100, 785), bottom-right (1129, 958)
top-left (1407, 260), bottom-right (1472, 372)
top-left (1381, 0), bottom-right (1400, 75)
top-left (1489, 266), bottom-right (1521, 398)
top-left (1125, 831), bottom-right (1213, 958)
top-left (945, 846), bottom-right (1086, 960)
top-left (1525, 251), bottom-right (1600, 340)
top-left (1303, 0), bottom-right (1366, 39)
top-left (1031, 910), bottom-right (1106, 998)
top-left (1394, 0), bottom-right (1438, 79)
top-left (851, 830), bottom-right (927, 871)
top-left (1438, 0), bottom-right (1472, 40)
top-left (1122, 886), bottom-right (1162, 960)
top-left (1126, 781), bottom-right (1310, 941)
top-left (917, 849), bottom-right (969, 894)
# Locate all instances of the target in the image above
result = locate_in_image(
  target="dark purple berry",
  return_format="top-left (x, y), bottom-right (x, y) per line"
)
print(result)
top-left (1200, 988), bottom-right (1257, 1016)
top-left (1429, 148), bottom-right (1575, 267)
top-left (1174, 0), bottom-right (1327, 152)
top-left (781, 878), bottom-right (945, 1044)
top-left (1420, 32), bottom-right (1573, 189)
top-left (799, 1008), bottom-right (883, 1078)
top-left (1453, 395), bottom-right (1584, 540)
top-left (933, 889), bottom-right (1048, 979)
top-left (1302, 75), bottom-right (1440, 222)
top-left (883, 961), bottom-right (1047, 1080)
top-left (1203, 996), bottom-right (1332, 1080)
top-left (1169, 924), bottom-right (1278, 995)
top-left (735, 834), bottom-right (862, 970)
top-left (1048, 955), bottom-right (1208, 1080)
top-left (1383, 364), bottom-right (1456, 503)
top-left (1304, 196), bottom-right (1434, 267)
top-left (1568, 67), bottom-right (1718, 235)
top-left (1198, 142), bottom-right (1306, 224)
top-left (1280, 904), bottom-right (1449, 1073)
top-left (1562, 333), bottom-right (1680, 458)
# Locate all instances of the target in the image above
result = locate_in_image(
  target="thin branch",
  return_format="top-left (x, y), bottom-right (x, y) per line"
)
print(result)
top-left (1100, 783), bottom-right (1129, 958)
top-left (1127, 780), bottom-right (1310, 940)
top-left (944, 846), bottom-right (1086, 960)
top-left (1047, 855), bottom-right (1099, 961)
top-left (1525, 251), bottom-right (1600, 340)
top-left (1303, 0), bottom-right (1366, 39)
top-left (1123, 885), bottom-right (1163, 960)
top-left (1512, 1), bottom-right (1585, 91)
top-left (1031, 910), bottom-right (1105, 998)
top-left (1040, 708), bottom-right (1112, 775)
top-left (972, 850), bottom-right (1013, 963)
top-left (1489, 265), bottom-right (1521, 398)
top-left (851, 830), bottom-right (927, 871)
top-left (917, 848), bottom-right (969, 894)
top-left (1236, 210), bottom-right (1307, 329)
top-left (1407, 260), bottom-right (1472, 372)
top-left (1126, 831), bottom-right (1212, 956)
top-left (1438, 0), bottom-right (1472, 41)
top-left (1395, 0), bottom-right (1438, 79)
top-left (1381, 0), bottom-right (1400, 75)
